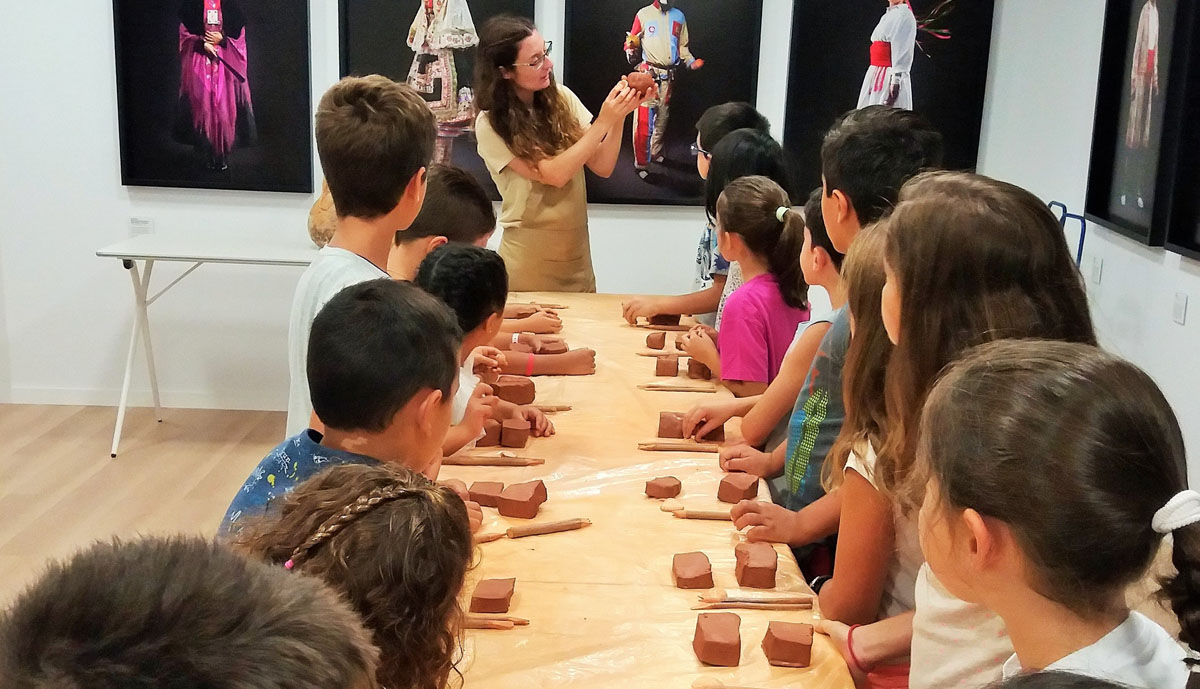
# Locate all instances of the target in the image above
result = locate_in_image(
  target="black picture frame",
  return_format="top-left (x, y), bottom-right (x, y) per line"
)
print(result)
top-left (113, 0), bottom-right (314, 193)
top-left (563, 0), bottom-right (763, 206)
top-left (339, 0), bottom-right (537, 202)
top-left (1085, 0), bottom-right (1186, 247)
top-left (1165, 1), bottom-right (1200, 260)
top-left (783, 0), bottom-right (995, 193)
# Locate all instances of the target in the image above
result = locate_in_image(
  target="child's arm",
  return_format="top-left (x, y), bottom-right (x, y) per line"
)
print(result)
top-left (491, 332), bottom-right (567, 353)
top-left (681, 396), bottom-right (759, 442)
top-left (739, 322), bottom-right (830, 446)
top-left (621, 278), bottom-right (727, 325)
top-left (816, 612), bottom-right (914, 684)
top-left (724, 380), bottom-right (767, 398)
top-left (442, 384), bottom-right (497, 456)
top-left (500, 311), bottom-right (562, 334)
top-left (817, 469), bottom-right (895, 625)
top-left (730, 490), bottom-right (842, 546)
top-left (500, 349), bottom-right (597, 376)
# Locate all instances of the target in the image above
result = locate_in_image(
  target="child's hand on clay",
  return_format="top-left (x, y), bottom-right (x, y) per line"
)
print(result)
top-left (523, 333), bottom-right (566, 354)
top-left (514, 405), bottom-right (555, 437)
top-left (679, 328), bottom-right (719, 369)
top-left (440, 478), bottom-right (470, 501)
top-left (682, 400), bottom-right (741, 441)
top-left (463, 382), bottom-right (498, 435)
top-left (731, 500), bottom-right (802, 545)
top-left (513, 311), bottom-right (563, 334)
top-left (464, 499), bottom-right (484, 533)
top-left (719, 443), bottom-right (779, 478)
top-left (471, 346), bottom-right (506, 375)
top-left (620, 296), bottom-right (668, 325)
top-left (690, 323), bottom-right (718, 342)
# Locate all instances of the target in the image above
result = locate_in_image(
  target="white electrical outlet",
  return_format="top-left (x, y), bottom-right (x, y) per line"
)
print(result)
top-left (1174, 292), bottom-right (1189, 326)
top-left (129, 217), bottom-right (155, 236)
top-left (1090, 256), bottom-right (1103, 285)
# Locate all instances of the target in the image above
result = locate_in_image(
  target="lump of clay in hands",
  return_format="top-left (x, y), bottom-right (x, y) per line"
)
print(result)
top-left (761, 621), bottom-right (813, 668)
top-left (538, 340), bottom-right (569, 355)
top-left (717, 472), bottom-right (758, 504)
top-left (734, 542), bottom-right (778, 589)
top-left (500, 418), bottom-right (530, 448)
top-left (673, 551), bottom-right (713, 589)
top-left (687, 358), bottom-right (712, 380)
top-left (655, 355), bottom-right (679, 377)
top-left (626, 71), bottom-right (655, 98)
top-left (492, 375), bottom-right (536, 405)
top-left (469, 481), bottom-right (504, 508)
top-left (477, 419), bottom-right (502, 447)
top-left (649, 314), bottom-right (682, 326)
top-left (645, 476), bottom-right (682, 499)
top-left (693, 612), bottom-right (741, 667)
top-left (497, 480), bottom-right (547, 519)
top-left (646, 331), bottom-right (667, 350)
top-left (470, 577), bottom-right (516, 613)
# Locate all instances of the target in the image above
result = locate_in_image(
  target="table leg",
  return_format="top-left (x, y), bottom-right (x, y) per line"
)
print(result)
top-left (137, 261), bottom-right (162, 421)
top-left (110, 260), bottom-right (157, 457)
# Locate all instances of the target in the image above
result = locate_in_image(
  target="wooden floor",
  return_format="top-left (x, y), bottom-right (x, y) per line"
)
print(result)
top-left (0, 404), bottom-right (284, 605)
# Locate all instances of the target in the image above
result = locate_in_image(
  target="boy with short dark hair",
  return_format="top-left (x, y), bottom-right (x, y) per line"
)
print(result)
top-left (386, 164), bottom-right (498, 281)
top-left (287, 75), bottom-right (437, 436)
top-left (228, 279), bottom-right (461, 535)
top-left (722, 106), bottom-right (942, 578)
top-left (0, 536), bottom-right (379, 689)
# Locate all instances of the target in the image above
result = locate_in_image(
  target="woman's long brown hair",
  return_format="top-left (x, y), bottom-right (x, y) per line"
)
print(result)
top-left (234, 463), bottom-right (473, 689)
top-left (475, 15), bottom-right (584, 162)
top-left (879, 171), bottom-right (1097, 509)
top-left (823, 225), bottom-right (891, 491)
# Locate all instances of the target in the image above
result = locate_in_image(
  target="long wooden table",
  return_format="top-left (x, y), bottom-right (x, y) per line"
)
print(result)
top-left (439, 293), bottom-right (852, 689)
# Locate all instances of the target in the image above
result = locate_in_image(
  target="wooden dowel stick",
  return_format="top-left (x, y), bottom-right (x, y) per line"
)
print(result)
top-left (637, 384), bottom-right (717, 393)
top-left (672, 509), bottom-right (732, 521)
top-left (639, 441), bottom-right (719, 453)
top-left (464, 618), bottom-right (516, 630)
top-left (691, 601), bottom-right (813, 611)
top-left (636, 324), bottom-right (692, 332)
top-left (466, 613), bottom-right (529, 626)
top-left (506, 518), bottom-right (592, 539)
top-left (475, 532), bottom-right (505, 544)
top-left (699, 589), bottom-right (813, 604)
top-left (534, 404), bottom-right (572, 413)
top-left (636, 351), bottom-right (683, 357)
top-left (444, 455), bottom-right (545, 467)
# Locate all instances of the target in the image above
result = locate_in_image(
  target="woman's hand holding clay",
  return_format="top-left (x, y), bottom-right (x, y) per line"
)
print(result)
top-left (515, 405), bottom-right (555, 437)
top-left (718, 443), bottom-right (780, 478)
top-left (731, 500), bottom-right (802, 545)
top-left (682, 400), bottom-right (741, 441)
top-left (599, 81), bottom-right (642, 125)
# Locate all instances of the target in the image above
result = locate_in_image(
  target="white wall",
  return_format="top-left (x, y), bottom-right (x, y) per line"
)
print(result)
top-left (976, 0), bottom-right (1200, 485)
top-left (2, 0), bottom-right (1198, 482)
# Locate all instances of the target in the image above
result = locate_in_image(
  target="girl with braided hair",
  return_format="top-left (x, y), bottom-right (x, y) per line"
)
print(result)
top-left (235, 463), bottom-right (473, 689)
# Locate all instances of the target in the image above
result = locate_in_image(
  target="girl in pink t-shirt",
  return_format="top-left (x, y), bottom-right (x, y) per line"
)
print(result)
top-left (681, 175), bottom-right (810, 397)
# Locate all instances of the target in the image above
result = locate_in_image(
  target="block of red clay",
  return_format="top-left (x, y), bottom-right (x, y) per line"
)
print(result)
top-left (656, 355), bottom-right (679, 377)
top-left (649, 314), bottom-right (682, 326)
top-left (469, 481), bottom-right (504, 508)
top-left (658, 411), bottom-right (685, 439)
top-left (477, 419), bottom-right (502, 447)
top-left (497, 480), bottom-right (547, 519)
top-left (673, 552), bottom-right (714, 589)
top-left (539, 340), bottom-right (569, 355)
top-left (627, 71), bottom-right (655, 98)
top-left (693, 612), bottom-right (741, 667)
top-left (687, 358), bottom-right (713, 380)
top-left (470, 577), bottom-right (516, 613)
top-left (646, 331), bottom-right (667, 350)
top-left (674, 333), bottom-right (686, 350)
top-left (762, 621), bottom-right (813, 668)
top-left (500, 419), bottom-right (530, 449)
top-left (717, 472), bottom-right (759, 504)
top-left (646, 476), bottom-right (682, 499)
top-left (735, 542), bottom-right (778, 589)
top-left (695, 423), bottom-right (725, 443)
top-left (493, 375), bottom-right (536, 405)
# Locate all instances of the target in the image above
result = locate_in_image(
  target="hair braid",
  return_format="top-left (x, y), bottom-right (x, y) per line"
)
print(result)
top-left (287, 486), bottom-right (422, 568)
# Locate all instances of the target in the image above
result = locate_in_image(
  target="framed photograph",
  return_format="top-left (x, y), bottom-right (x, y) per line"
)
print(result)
top-left (783, 0), bottom-right (995, 192)
top-left (563, 0), bottom-right (763, 206)
top-left (114, 0), bottom-right (313, 193)
top-left (1086, 0), bottom-right (1186, 246)
top-left (340, 0), bottom-right (537, 201)
top-left (1160, 3), bottom-right (1200, 259)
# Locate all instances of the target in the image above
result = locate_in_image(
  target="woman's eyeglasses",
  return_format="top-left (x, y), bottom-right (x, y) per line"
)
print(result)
top-left (513, 41), bottom-right (553, 69)
top-left (690, 141), bottom-right (710, 158)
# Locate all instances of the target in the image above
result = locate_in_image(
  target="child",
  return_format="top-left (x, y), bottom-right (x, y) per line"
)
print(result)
top-left (386, 163), bottom-right (498, 281)
top-left (717, 106), bottom-right (943, 563)
top-left (621, 102), bottom-right (771, 326)
top-left (0, 536), bottom-right (378, 688)
top-left (917, 340), bottom-right (1192, 689)
top-left (224, 279), bottom-right (471, 535)
top-left (413, 245), bottom-right (556, 455)
top-left (287, 75), bottom-right (437, 436)
top-left (236, 463), bottom-right (472, 689)
top-left (681, 176), bottom-right (810, 398)
top-left (682, 188), bottom-right (846, 455)
top-left (819, 171), bottom-right (1099, 689)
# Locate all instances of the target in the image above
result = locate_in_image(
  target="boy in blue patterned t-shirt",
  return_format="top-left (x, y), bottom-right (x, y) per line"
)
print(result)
top-left (221, 279), bottom-right (461, 536)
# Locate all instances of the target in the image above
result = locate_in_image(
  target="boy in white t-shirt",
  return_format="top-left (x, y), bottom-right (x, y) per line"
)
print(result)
top-left (285, 75), bottom-right (436, 436)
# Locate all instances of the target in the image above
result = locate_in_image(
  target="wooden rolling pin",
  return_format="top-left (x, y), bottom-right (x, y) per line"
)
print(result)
top-left (444, 454), bottom-right (545, 467)
top-left (506, 518), bottom-right (591, 539)
top-left (639, 441), bottom-right (719, 453)
top-left (672, 508), bottom-right (732, 521)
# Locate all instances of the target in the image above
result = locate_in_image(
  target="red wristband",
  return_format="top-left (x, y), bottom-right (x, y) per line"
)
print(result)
top-left (525, 353), bottom-right (535, 377)
top-left (846, 624), bottom-right (866, 674)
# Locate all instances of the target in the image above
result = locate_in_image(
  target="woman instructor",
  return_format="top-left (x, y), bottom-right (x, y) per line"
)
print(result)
top-left (475, 16), bottom-right (644, 292)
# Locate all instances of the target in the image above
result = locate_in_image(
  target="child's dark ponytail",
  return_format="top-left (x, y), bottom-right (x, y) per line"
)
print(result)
top-left (1158, 503), bottom-right (1200, 651)
top-left (716, 176), bottom-right (810, 310)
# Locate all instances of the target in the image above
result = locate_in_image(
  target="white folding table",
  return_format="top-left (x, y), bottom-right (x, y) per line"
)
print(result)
top-left (96, 234), bottom-right (319, 457)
